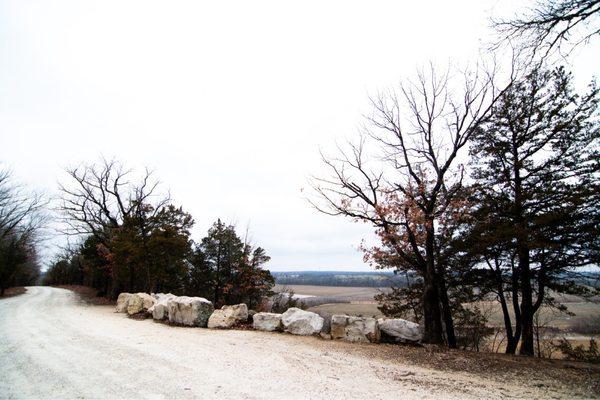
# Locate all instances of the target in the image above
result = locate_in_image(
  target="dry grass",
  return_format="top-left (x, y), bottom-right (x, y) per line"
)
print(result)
top-left (55, 285), bottom-right (115, 306)
top-left (471, 300), bottom-right (600, 333)
top-left (332, 340), bottom-right (600, 398)
top-left (0, 286), bottom-right (27, 299)
top-left (309, 302), bottom-right (382, 318)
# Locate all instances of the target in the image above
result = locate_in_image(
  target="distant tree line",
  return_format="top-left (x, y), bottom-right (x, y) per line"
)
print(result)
top-left (43, 160), bottom-right (274, 308)
top-left (272, 271), bottom-right (411, 287)
top-left (312, 0), bottom-right (600, 356)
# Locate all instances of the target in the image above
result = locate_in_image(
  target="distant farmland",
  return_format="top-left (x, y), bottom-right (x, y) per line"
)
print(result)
top-left (273, 277), bottom-right (600, 341)
top-left (272, 271), bottom-right (410, 287)
top-left (273, 284), bottom-right (386, 298)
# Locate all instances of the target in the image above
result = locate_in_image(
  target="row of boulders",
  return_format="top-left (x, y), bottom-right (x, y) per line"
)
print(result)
top-left (115, 292), bottom-right (422, 343)
top-left (252, 308), bottom-right (325, 335)
top-left (117, 292), bottom-right (214, 327)
top-left (251, 310), bottom-right (421, 344)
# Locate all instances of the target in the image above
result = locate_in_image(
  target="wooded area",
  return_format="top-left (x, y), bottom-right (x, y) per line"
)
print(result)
top-left (41, 160), bottom-right (274, 308)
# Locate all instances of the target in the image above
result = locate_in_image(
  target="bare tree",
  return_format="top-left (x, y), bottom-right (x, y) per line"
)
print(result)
top-left (0, 169), bottom-right (46, 241)
top-left (57, 158), bottom-right (169, 241)
top-left (311, 63), bottom-right (513, 346)
top-left (494, 0), bottom-right (600, 57)
top-left (56, 158), bottom-right (174, 295)
top-left (0, 168), bottom-right (47, 295)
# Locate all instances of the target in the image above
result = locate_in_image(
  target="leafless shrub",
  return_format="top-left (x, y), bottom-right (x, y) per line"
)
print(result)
top-left (555, 337), bottom-right (600, 363)
top-left (268, 287), bottom-right (307, 313)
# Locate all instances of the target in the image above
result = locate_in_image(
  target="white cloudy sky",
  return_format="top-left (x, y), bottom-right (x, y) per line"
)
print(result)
top-left (1, 1), bottom-right (598, 271)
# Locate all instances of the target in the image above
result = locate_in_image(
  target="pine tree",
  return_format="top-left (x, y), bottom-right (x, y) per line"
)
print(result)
top-left (108, 203), bottom-right (194, 295)
top-left (468, 66), bottom-right (599, 355)
top-left (189, 220), bottom-right (274, 307)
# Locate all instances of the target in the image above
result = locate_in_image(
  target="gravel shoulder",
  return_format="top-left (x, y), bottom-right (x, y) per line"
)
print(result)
top-left (0, 286), bottom-right (598, 400)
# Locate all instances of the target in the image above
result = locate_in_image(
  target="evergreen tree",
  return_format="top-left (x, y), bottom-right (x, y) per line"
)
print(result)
top-left (199, 219), bottom-right (245, 305)
top-left (188, 220), bottom-right (274, 307)
top-left (107, 203), bottom-right (194, 296)
top-left (467, 66), bottom-right (599, 355)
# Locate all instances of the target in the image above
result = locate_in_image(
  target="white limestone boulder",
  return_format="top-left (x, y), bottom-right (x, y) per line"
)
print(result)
top-left (126, 293), bottom-right (155, 315)
top-left (281, 308), bottom-right (324, 336)
top-left (207, 303), bottom-right (249, 329)
top-left (377, 318), bottom-right (422, 343)
top-left (252, 312), bottom-right (282, 332)
top-left (167, 296), bottom-right (214, 327)
top-left (149, 293), bottom-right (176, 321)
top-left (115, 293), bottom-right (132, 313)
top-left (331, 315), bottom-right (380, 343)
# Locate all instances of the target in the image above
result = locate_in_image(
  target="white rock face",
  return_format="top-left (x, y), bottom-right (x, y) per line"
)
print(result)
top-left (167, 296), bottom-right (214, 327)
top-left (149, 293), bottom-right (176, 321)
top-left (281, 308), bottom-right (324, 336)
top-left (377, 318), bottom-right (422, 343)
top-left (115, 293), bottom-right (132, 313)
top-left (331, 315), bottom-right (380, 343)
top-left (208, 303), bottom-right (249, 329)
top-left (252, 312), bottom-right (282, 331)
top-left (126, 293), bottom-right (155, 315)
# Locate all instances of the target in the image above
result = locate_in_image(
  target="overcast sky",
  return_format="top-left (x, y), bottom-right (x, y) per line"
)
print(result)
top-left (1, 1), bottom-right (598, 271)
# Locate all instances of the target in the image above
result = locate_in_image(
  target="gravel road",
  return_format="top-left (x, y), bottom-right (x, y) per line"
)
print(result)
top-left (0, 287), bottom-right (584, 399)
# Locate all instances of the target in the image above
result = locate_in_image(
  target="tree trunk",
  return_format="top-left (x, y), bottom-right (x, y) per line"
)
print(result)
top-left (506, 265), bottom-right (522, 355)
top-left (512, 140), bottom-right (534, 356)
top-left (422, 280), bottom-right (444, 344)
top-left (518, 248), bottom-right (535, 356)
top-left (422, 222), bottom-right (444, 344)
top-left (497, 286), bottom-right (516, 355)
top-left (437, 274), bottom-right (457, 348)
top-left (493, 264), bottom-right (517, 354)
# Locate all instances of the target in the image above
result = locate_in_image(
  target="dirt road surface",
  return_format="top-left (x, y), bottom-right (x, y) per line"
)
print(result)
top-left (0, 287), bottom-right (596, 399)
